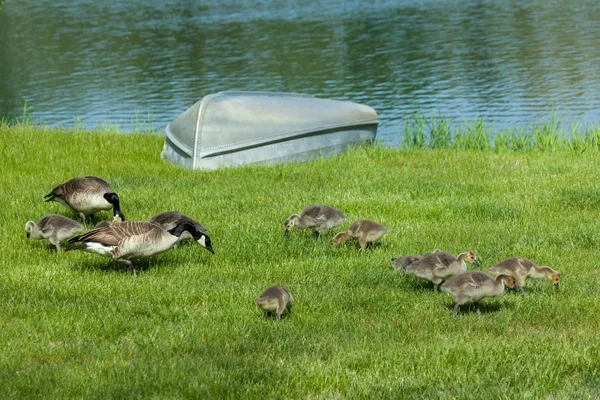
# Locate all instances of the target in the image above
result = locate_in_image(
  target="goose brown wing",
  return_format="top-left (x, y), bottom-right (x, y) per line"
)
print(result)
top-left (70, 221), bottom-right (155, 245)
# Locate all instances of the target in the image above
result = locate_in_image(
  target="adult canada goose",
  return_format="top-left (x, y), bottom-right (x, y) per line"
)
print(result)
top-left (404, 251), bottom-right (479, 292)
top-left (44, 176), bottom-right (125, 224)
top-left (284, 204), bottom-right (345, 236)
top-left (255, 286), bottom-right (294, 321)
top-left (488, 257), bottom-right (560, 295)
top-left (441, 271), bottom-right (517, 315)
top-left (66, 220), bottom-right (213, 274)
top-left (24, 214), bottom-right (84, 252)
top-left (330, 220), bottom-right (389, 250)
top-left (149, 211), bottom-right (208, 244)
top-left (391, 255), bottom-right (422, 274)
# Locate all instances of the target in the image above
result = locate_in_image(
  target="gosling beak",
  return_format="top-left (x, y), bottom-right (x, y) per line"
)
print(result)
top-left (284, 229), bottom-right (289, 236)
top-left (554, 282), bottom-right (559, 289)
top-left (473, 259), bottom-right (480, 267)
top-left (26, 233), bottom-right (30, 238)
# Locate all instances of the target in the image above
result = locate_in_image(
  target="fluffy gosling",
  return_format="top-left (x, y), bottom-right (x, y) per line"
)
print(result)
top-left (284, 204), bottom-right (345, 236)
top-left (441, 271), bottom-right (517, 315)
top-left (391, 255), bottom-right (422, 274)
top-left (255, 286), bottom-right (294, 321)
top-left (44, 176), bottom-right (125, 224)
top-left (404, 251), bottom-right (480, 292)
top-left (25, 214), bottom-right (84, 251)
top-left (330, 220), bottom-right (389, 250)
top-left (488, 257), bottom-right (560, 295)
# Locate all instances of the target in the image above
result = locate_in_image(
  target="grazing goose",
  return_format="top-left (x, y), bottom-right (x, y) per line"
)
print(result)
top-left (330, 220), bottom-right (389, 250)
top-left (488, 257), bottom-right (560, 295)
top-left (25, 214), bottom-right (84, 251)
top-left (441, 271), bottom-right (517, 315)
top-left (149, 211), bottom-right (208, 244)
top-left (255, 286), bottom-right (294, 321)
top-left (284, 204), bottom-right (345, 236)
top-left (404, 251), bottom-right (480, 292)
top-left (66, 220), bottom-right (213, 274)
top-left (391, 255), bottom-right (422, 274)
top-left (44, 176), bottom-right (125, 223)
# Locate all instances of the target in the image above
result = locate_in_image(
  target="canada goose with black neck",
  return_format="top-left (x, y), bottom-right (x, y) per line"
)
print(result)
top-left (66, 220), bottom-right (213, 274)
top-left (44, 176), bottom-right (125, 224)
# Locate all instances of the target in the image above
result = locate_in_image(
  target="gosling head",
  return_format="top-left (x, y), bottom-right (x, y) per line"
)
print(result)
top-left (549, 271), bottom-right (561, 289)
top-left (196, 233), bottom-right (214, 254)
top-left (283, 214), bottom-right (299, 235)
top-left (505, 275), bottom-right (517, 288)
top-left (464, 251), bottom-right (480, 267)
top-left (24, 221), bottom-right (36, 238)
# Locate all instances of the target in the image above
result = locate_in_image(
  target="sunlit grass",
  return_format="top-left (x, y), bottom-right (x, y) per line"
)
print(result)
top-left (1, 123), bottom-right (599, 398)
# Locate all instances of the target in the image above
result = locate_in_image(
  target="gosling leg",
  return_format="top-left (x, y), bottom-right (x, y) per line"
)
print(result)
top-left (519, 286), bottom-right (525, 297)
top-left (452, 303), bottom-right (459, 316)
top-left (474, 302), bottom-right (481, 315)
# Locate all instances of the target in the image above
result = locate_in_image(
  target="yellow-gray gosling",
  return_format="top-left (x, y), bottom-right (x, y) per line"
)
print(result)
top-left (284, 204), bottom-right (345, 236)
top-left (488, 257), bottom-right (560, 295)
top-left (44, 176), bottom-right (125, 224)
top-left (66, 220), bottom-right (213, 274)
top-left (330, 220), bottom-right (389, 250)
top-left (391, 255), bottom-right (422, 274)
top-left (25, 214), bottom-right (84, 252)
top-left (149, 211), bottom-right (208, 244)
top-left (441, 271), bottom-right (517, 315)
top-left (404, 251), bottom-right (480, 292)
top-left (255, 286), bottom-right (294, 321)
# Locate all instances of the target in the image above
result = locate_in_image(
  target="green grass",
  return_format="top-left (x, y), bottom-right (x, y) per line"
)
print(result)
top-left (1, 123), bottom-right (600, 399)
top-left (402, 111), bottom-right (600, 152)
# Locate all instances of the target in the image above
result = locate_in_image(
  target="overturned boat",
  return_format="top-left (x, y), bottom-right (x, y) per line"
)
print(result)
top-left (161, 91), bottom-right (378, 170)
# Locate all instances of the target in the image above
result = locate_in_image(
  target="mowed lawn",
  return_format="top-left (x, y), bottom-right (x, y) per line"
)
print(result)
top-left (1, 126), bottom-right (599, 399)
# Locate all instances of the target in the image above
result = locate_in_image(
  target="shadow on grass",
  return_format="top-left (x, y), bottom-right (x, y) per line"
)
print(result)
top-left (442, 301), bottom-right (512, 315)
top-left (70, 258), bottom-right (156, 274)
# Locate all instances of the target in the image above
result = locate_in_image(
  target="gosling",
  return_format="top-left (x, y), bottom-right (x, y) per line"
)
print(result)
top-left (488, 257), bottom-right (560, 295)
top-left (25, 214), bottom-right (84, 252)
top-left (66, 220), bottom-right (213, 274)
top-left (255, 286), bottom-right (294, 321)
top-left (441, 271), bottom-right (517, 315)
top-left (404, 251), bottom-right (480, 292)
top-left (284, 204), bottom-right (345, 236)
top-left (149, 211), bottom-right (208, 244)
top-left (391, 255), bottom-right (422, 274)
top-left (330, 220), bottom-right (389, 250)
top-left (44, 176), bottom-right (125, 224)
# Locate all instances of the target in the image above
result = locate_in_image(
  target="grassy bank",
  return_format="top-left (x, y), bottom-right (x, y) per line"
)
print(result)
top-left (1, 124), bottom-right (599, 399)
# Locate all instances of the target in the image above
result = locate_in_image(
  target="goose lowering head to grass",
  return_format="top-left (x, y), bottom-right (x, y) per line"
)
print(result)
top-left (391, 255), bottom-right (422, 274)
top-left (149, 211), bottom-right (208, 244)
top-left (330, 220), bottom-right (389, 250)
top-left (440, 271), bottom-right (517, 315)
top-left (255, 286), bottom-right (294, 321)
top-left (44, 176), bottom-right (125, 224)
top-left (284, 204), bottom-right (345, 236)
top-left (488, 257), bottom-right (560, 295)
top-left (404, 250), bottom-right (480, 292)
top-left (66, 220), bottom-right (213, 274)
top-left (25, 214), bottom-right (84, 252)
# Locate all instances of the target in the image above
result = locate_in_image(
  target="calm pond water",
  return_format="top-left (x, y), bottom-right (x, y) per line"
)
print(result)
top-left (1, 0), bottom-right (599, 145)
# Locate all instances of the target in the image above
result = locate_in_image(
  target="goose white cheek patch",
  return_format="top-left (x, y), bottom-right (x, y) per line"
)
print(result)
top-left (198, 235), bottom-right (206, 248)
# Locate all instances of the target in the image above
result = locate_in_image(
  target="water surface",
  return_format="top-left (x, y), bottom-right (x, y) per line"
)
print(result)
top-left (1, 0), bottom-right (599, 144)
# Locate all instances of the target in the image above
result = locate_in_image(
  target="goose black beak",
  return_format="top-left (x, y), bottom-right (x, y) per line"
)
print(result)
top-left (206, 245), bottom-right (215, 254)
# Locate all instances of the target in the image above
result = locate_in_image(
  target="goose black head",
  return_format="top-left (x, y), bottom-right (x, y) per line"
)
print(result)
top-left (196, 233), bottom-right (214, 254)
top-left (104, 192), bottom-right (125, 221)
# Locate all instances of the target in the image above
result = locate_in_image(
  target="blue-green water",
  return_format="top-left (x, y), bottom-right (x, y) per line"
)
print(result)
top-left (1, 0), bottom-right (599, 144)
